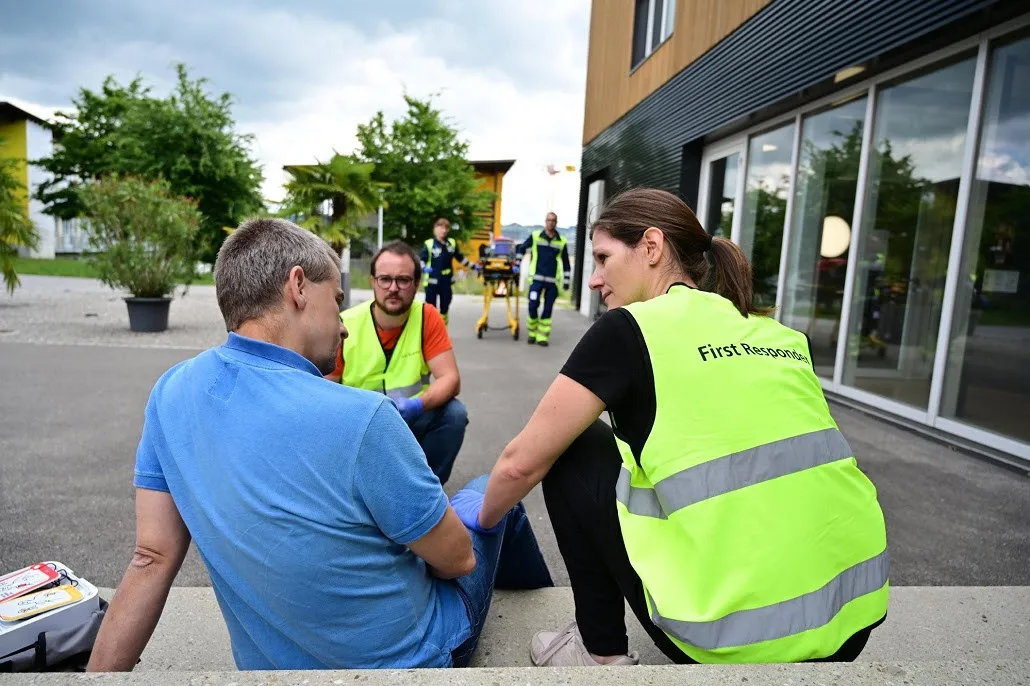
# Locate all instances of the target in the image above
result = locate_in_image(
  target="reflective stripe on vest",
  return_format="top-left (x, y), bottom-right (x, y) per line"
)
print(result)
top-left (613, 285), bottom-right (889, 663)
top-left (529, 230), bottom-right (566, 287)
top-left (616, 428), bottom-right (854, 518)
top-left (647, 550), bottom-right (889, 650)
top-left (425, 238), bottom-right (455, 276)
top-left (340, 301), bottom-right (431, 399)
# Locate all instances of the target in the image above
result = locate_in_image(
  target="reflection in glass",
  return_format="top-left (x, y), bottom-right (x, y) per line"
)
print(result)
top-left (704, 153), bottom-right (739, 237)
top-left (781, 97), bottom-right (867, 377)
top-left (842, 57), bottom-right (976, 408)
top-left (941, 34), bottom-right (1030, 442)
top-left (740, 124), bottom-right (794, 309)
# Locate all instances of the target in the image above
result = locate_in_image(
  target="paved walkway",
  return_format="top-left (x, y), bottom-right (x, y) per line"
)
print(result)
top-left (1, 275), bottom-right (1029, 589)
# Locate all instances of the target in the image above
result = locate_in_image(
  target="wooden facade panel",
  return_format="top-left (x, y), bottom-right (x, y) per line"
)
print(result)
top-left (583, 0), bottom-right (772, 144)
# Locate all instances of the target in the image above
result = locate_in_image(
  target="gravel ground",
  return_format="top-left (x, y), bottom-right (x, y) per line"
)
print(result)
top-left (0, 275), bottom-right (325, 349)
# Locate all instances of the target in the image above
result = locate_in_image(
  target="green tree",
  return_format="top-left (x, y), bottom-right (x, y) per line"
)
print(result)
top-left (280, 153), bottom-right (387, 253)
top-left (33, 64), bottom-right (264, 263)
top-left (746, 180), bottom-right (789, 307)
top-left (79, 176), bottom-right (201, 298)
top-left (0, 142), bottom-right (39, 295)
top-left (355, 95), bottom-right (493, 246)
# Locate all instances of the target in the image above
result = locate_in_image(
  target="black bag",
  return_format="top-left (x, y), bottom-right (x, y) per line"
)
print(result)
top-left (0, 598), bottom-right (108, 672)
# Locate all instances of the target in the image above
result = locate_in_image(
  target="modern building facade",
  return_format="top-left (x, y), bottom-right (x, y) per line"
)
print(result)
top-left (574, 0), bottom-right (1030, 463)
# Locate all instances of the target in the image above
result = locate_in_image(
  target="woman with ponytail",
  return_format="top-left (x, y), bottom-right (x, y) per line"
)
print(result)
top-left (448, 188), bottom-right (889, 667)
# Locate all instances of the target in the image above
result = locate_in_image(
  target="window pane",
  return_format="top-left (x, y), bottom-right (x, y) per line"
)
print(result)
top-left (704, 153), bottom-right (739, 238)
top-left (740, 124), bottom-right (794, 309)
top-left (941, 34), bottom-right (1030, 443)
top-left (631, 0), bottom-right (649, 67)
top-left (651, 0), bottom-right (665, 53)
top-left (842, 57), bottom-right (977, 408)
top-left (781, 97), bottom-right (867, 378)
top-left (663, 0), bottom-right (677, 41)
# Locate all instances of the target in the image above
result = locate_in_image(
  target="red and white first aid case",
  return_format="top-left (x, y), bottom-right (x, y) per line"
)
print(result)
top-left (0, 561), bottom-right (99, 658)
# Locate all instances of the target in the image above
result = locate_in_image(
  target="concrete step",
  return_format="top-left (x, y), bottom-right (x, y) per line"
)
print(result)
top-left (7, 661), bottom-right (1030, 685)
top-left (94, 585), bottom-right (1029, 671)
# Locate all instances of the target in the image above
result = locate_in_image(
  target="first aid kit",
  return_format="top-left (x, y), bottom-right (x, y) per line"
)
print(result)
top-left (0, 561), bottom-right (105, 672)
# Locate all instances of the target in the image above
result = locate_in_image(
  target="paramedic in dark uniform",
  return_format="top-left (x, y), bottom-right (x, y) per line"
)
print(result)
top-left (515, 212), bottom-right (571, 346)
top-left (420, 217), bottom-right (476, 326)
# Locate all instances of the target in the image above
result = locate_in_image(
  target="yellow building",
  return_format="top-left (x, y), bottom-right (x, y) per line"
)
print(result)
top-left (0, 101), bottom-right (59, 257)
top-left (462, 159), bottom-right (515, 261)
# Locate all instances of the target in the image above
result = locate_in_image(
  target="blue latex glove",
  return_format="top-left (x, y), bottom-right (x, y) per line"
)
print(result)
top-left (449, 489), bottom-right (502, 534)
top-left (512, 264), bottom-right (520, 275)
top-left (391, 396), bottom-right (424, 422)
top-left (424, 265), bottom-right (433, 275)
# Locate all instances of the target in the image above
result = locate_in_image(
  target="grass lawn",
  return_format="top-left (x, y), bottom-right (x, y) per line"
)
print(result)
top-left (14, 256), bottom-right (99, 279)
top-left (13, 257), bottom-right (214, 285)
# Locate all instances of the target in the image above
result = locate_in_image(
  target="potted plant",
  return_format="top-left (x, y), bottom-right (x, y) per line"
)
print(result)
top-left (78, 176), bottom-right (201, 332)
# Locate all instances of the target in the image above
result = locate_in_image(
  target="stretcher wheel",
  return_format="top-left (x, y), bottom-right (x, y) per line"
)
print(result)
top-left (477, 327), bottom-right (483, 339)
top-left (513, 328), bottom-right (519, 341)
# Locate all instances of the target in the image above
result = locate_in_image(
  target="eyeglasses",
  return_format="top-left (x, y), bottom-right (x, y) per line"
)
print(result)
top-left (374, 275), bottom-right (416, 289)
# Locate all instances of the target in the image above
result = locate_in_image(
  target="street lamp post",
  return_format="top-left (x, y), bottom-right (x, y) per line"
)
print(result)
top-left (377, 188), bottom-right (385, 249)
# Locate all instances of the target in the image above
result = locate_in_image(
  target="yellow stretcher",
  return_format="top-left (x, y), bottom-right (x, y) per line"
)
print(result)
top-left (474, 236), bottom-right (520, 341)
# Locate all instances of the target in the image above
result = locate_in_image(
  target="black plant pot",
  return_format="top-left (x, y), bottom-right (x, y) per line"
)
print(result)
top-left (125, 297), bottom-right (172, 332)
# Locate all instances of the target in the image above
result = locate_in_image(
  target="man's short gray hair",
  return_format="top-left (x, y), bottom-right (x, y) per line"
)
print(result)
top-left (214, 218), bottom-right (341, 331)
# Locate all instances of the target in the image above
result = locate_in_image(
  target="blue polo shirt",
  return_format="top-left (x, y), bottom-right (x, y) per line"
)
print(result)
top-left (133, 333), bottom-right (471, 669)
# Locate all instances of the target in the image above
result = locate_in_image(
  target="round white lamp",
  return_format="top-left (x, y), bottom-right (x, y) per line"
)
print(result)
top-left (821, 215), bottom-right (852, 258)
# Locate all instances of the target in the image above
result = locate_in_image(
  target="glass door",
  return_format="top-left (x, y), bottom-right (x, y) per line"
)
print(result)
top-left (780, 96), bottom-right (869, 379)
top-left (938, 32), bottom-right (1030, 446)
top-left (738, 123), bottom-right (797, 310)
top-left (698, 140), bottom-right (746, 238)
top-left (841, 56), bottom-right (978, 408)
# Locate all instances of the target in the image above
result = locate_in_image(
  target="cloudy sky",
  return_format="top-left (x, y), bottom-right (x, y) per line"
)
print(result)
top-left (0, 0), bottom-right (589, 226)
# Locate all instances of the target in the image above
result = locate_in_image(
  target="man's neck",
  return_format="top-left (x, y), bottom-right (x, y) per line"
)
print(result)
top-left (544, 228), bottom-right (558, 238)
top-left (372, 302), bottom-right (411, 331)
top-left (235, 317), bottom-right (306, 355)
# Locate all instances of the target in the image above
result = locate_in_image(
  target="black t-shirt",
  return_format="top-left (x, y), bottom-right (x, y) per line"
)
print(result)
top-left (560, 307), bottom-right (656, 465)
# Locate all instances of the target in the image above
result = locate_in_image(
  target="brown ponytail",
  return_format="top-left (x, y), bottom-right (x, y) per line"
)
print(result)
top-left (707, 236), bottom-right (761, 316)
top-left (592, 188), bottom-right (764, 317)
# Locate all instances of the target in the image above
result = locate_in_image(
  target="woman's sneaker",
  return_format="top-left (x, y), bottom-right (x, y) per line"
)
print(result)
top-left (530, 621), bottom-right (640, 667)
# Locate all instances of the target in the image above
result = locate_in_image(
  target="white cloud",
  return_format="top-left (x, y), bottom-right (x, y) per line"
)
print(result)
top-left (1, 1), bottom-right (589, 227)
top-left (241, 13), bottom-right (586, 226)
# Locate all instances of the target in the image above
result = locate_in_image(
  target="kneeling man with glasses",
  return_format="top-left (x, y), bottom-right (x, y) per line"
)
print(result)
top-left (327, 241), bottom-right (467, 485)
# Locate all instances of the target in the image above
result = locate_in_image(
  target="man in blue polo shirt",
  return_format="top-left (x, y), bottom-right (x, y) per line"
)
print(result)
top-left (86, 218), bottom-right (552, 672)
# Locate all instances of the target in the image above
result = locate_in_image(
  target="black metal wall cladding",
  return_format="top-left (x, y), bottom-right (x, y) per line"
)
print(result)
top-left (581, 0), bottom-right (1015, 194)
top-left (572, 0), bottom-right (1024, 306)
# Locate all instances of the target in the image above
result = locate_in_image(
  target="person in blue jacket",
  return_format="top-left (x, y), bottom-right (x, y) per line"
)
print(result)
top-left (420, 217), bottom-right (476, 326)
top-left (516, 212), bottom-right (571, 346)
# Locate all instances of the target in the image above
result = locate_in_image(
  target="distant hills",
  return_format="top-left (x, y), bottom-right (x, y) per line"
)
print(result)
top-left (500, 223), bottom-right (577, 253)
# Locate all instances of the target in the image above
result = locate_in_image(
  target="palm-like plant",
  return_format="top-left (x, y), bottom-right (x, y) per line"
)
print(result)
top-left (1, 141), bottom-right (40, 295)
top-left (280, 153), bottom-right (387, 252)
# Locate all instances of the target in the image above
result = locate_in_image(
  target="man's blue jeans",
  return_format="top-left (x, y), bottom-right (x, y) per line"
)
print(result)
top-left (447, 475), bottom-right (554, 667)
top-left (406, 397), bottom-right (467, 486)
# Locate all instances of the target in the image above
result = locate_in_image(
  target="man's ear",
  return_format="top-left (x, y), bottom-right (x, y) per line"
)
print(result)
top-left (285, 265), bottom-right (307, 310)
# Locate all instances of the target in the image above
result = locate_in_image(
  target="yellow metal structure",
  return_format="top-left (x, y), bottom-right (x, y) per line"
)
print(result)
top-left (475, 236), bottom-right (520, 341)
top-left (460, 159), bottom-right (515, 264)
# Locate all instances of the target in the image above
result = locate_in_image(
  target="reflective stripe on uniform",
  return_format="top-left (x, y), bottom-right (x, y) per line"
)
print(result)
top-left (533, 274), bottom-right (557, 283)
top-left (648, 550), bottom-right (888, 650)
top-left (616, 428), bottom-right (853, 518)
